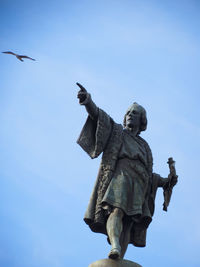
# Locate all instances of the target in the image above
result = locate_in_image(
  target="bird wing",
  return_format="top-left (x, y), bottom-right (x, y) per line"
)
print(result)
top-left (16, 56), bottom-right (24, 62)
top-left (2, 51), bottom-right (16, 55)
top-left (19, 55), bottom-right (36, 61)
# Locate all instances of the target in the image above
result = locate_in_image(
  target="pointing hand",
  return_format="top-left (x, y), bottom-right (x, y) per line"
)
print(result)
top-left (77, 82), bottom-right (88, 103)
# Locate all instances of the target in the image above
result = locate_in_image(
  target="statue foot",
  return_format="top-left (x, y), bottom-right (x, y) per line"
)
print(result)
top-left (108, 247), bottom-right (121, 259)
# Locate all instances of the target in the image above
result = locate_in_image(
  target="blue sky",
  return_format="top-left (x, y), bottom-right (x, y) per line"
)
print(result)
top-left (0, 0), bottom-right (200, 266)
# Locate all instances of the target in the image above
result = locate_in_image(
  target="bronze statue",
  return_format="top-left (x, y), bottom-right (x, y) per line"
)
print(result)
top-left (76, 83), bottom-right (178, 260)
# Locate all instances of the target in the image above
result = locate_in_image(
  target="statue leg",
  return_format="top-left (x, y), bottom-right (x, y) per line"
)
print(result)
top-left (106, 208), bottom-right (124, 259)
top-left (119, 220), bottom-right (133, 259)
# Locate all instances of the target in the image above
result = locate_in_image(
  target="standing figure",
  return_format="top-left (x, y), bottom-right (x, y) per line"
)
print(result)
top-left (76, 83), bottom-right (177, 260)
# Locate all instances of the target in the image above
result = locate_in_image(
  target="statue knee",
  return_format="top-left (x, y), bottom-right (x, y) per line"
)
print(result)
top-left (113, 208), bottom-right (124, 218)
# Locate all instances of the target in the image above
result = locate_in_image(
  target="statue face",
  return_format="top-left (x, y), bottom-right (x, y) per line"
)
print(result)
top-left (125, 104), bottom-right (141, 130)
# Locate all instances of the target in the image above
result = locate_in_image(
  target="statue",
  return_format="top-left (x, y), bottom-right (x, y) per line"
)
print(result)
top-left (76, 83), bottom-right (178, 261)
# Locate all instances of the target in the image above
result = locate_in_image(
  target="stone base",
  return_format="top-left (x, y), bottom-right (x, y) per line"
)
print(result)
top-left (88, 258), bottom-right (142, 267)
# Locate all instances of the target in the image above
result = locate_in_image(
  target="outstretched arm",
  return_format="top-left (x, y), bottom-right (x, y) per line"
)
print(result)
top-left (77, 83), bottom-right (98, 120)
top-left (76, 82), bottom-right (115, 159)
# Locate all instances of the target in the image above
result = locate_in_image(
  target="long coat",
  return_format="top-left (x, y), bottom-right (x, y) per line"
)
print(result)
top-left (77, 108), bottom-right (162, 247)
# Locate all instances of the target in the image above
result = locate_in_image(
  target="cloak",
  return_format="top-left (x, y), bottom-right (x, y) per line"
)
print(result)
top-left (77, 108), bottom-right (162, 247)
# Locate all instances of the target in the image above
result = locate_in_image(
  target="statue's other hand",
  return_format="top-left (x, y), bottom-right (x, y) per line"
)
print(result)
top-left (171, 174), bottom-right (178, 186)
top-left (76, 82), bottom-right (88, 103)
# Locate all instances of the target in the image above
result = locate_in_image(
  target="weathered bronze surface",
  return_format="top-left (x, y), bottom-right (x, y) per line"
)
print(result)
top-left (76, 83), bottom-right (178, 261)
top-left (89, 258), bottom-right (142, 267)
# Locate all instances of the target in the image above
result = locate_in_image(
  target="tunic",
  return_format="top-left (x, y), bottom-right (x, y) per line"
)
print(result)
top-left (102, 129), bottom-right (150, 219)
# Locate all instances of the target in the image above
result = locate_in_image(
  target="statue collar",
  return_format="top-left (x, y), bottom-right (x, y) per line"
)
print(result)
top-left (123, 128), bottom-right (139, 139)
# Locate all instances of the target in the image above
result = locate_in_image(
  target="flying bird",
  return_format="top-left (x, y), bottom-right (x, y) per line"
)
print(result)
top-left (2, 51), bottom-right (36, 62)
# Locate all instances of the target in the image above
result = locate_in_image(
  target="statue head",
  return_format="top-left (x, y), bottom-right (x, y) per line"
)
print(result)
top-left (123, 102), bottom-right (147, 135)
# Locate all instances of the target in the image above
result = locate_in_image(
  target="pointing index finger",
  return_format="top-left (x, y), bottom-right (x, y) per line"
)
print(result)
top-left (76, 82), bottom-right (87, 92)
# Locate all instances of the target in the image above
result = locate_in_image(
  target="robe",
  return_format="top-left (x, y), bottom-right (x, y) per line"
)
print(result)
top-left (77, 108), bottom-right (163, 247)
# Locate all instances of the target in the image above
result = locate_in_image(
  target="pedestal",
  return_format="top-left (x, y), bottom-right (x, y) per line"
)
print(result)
top-left (88, 258), bottom-right (142, 267)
